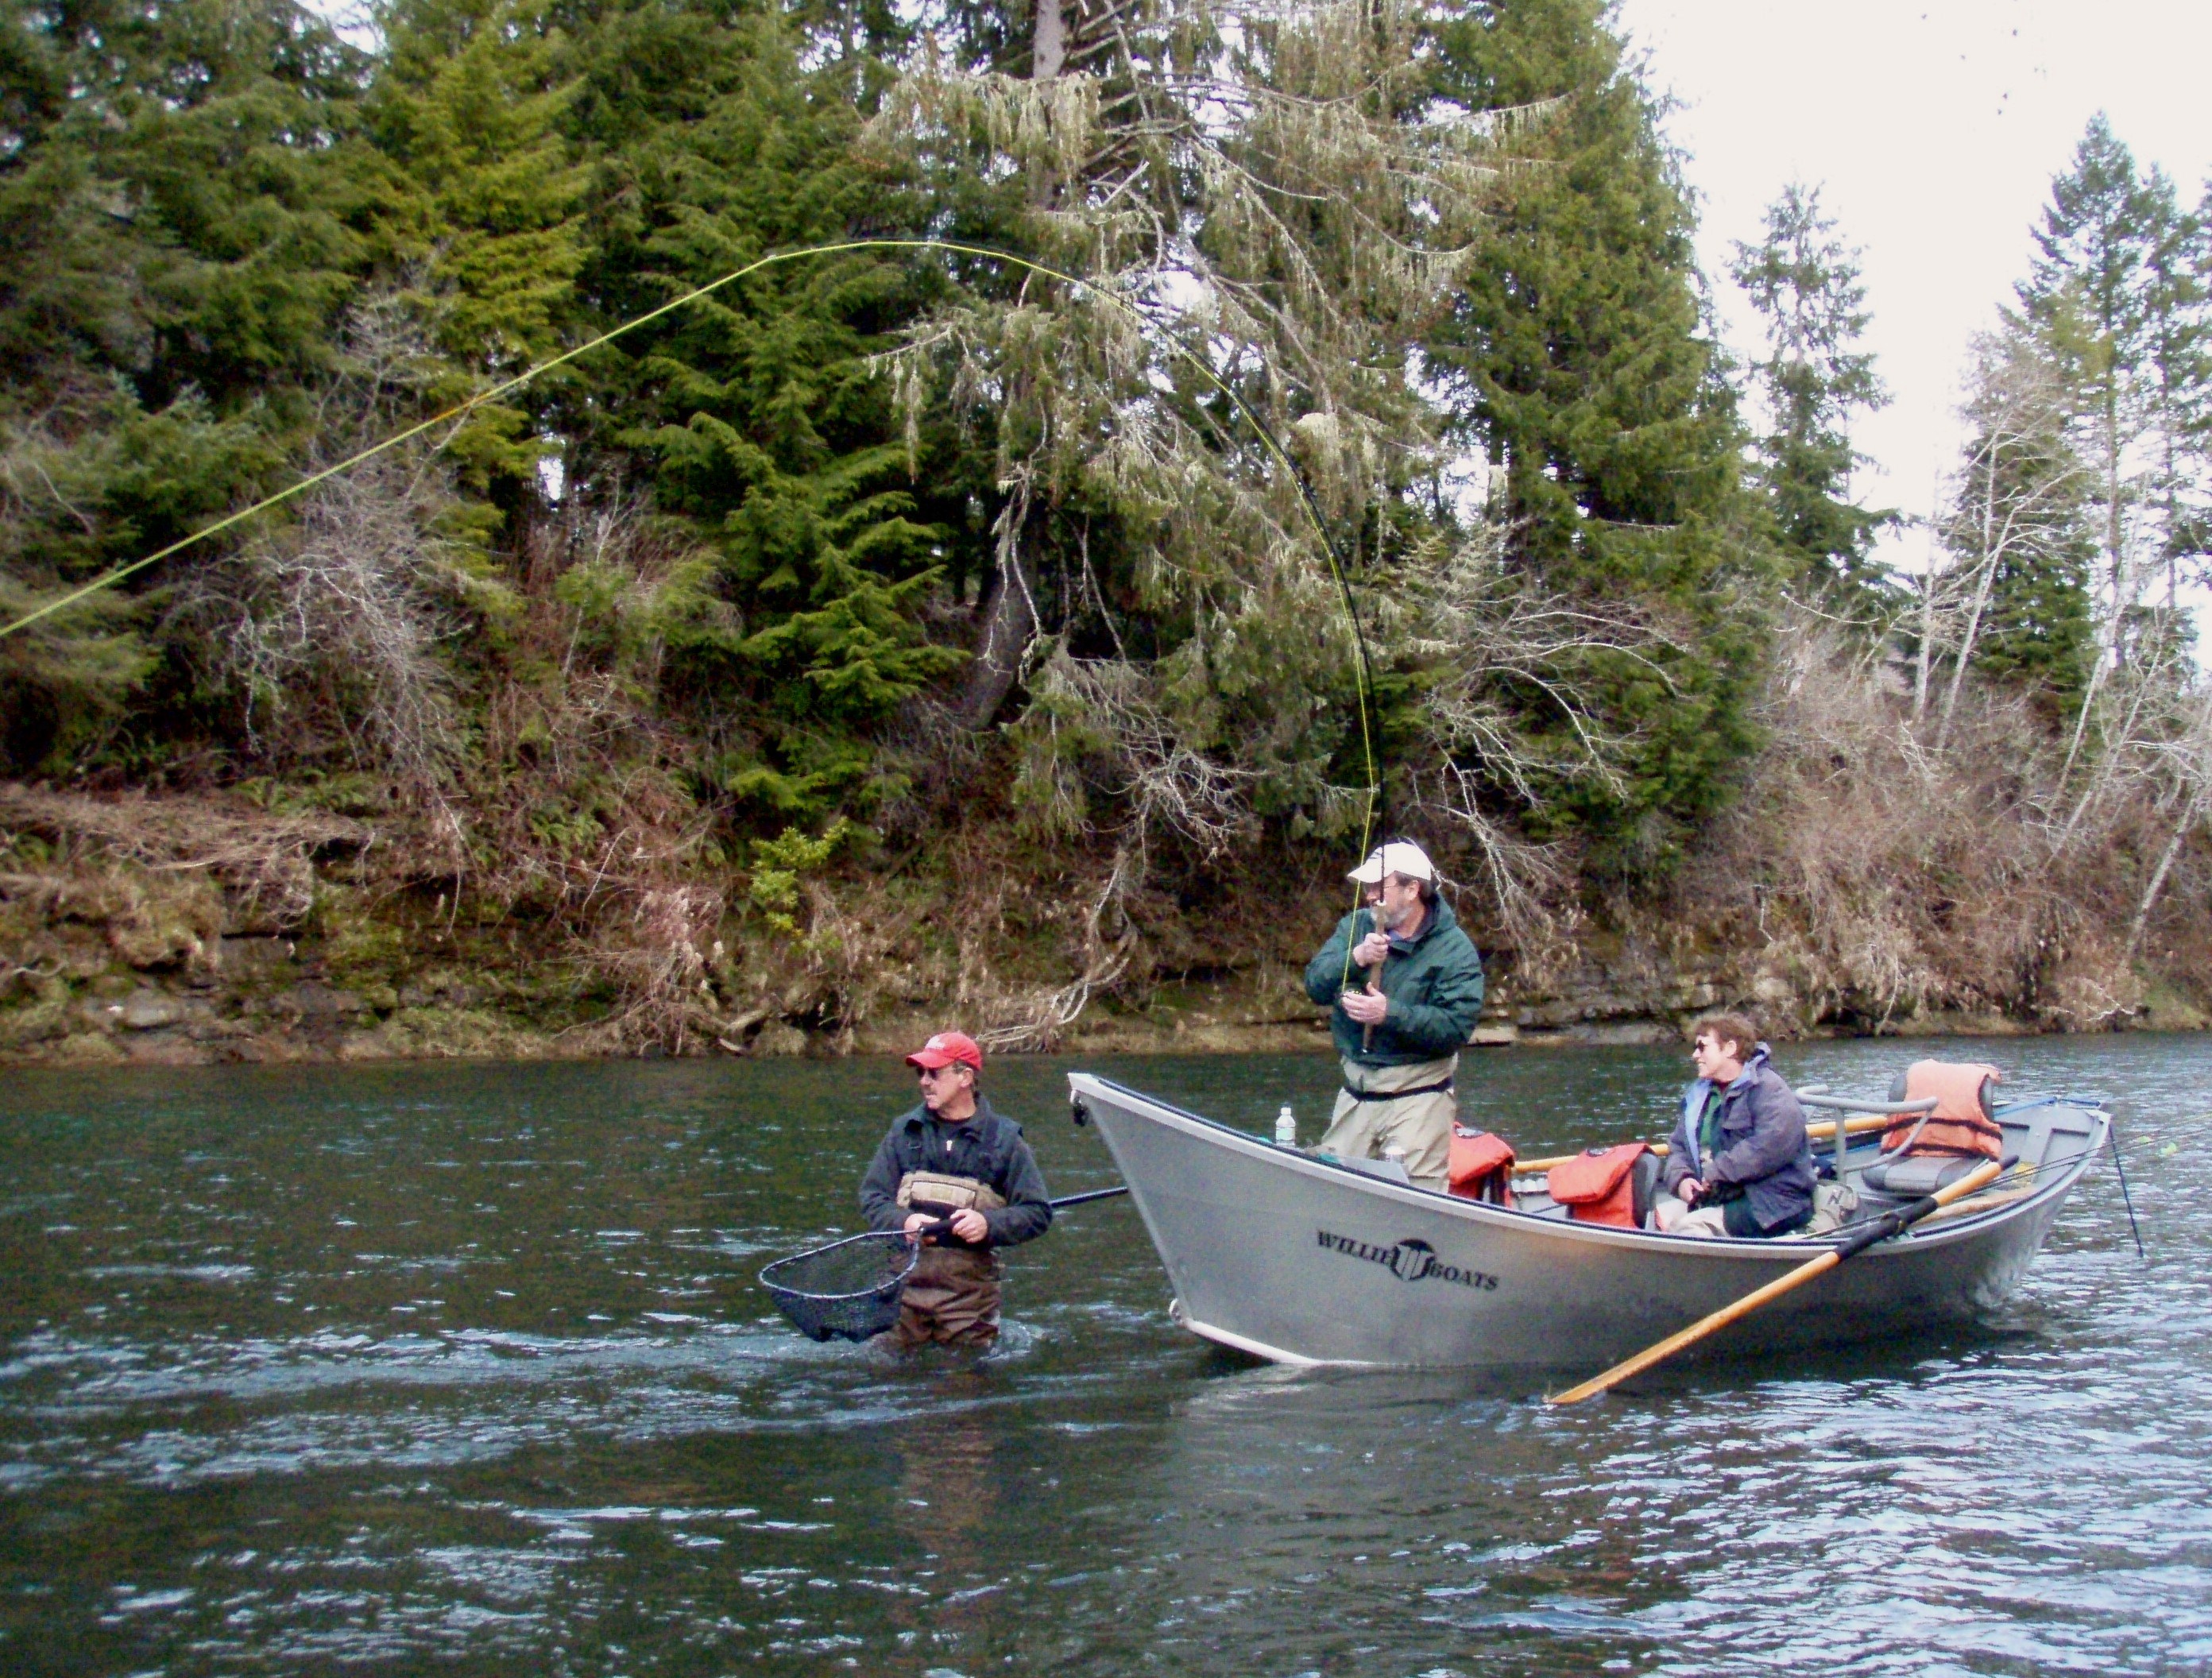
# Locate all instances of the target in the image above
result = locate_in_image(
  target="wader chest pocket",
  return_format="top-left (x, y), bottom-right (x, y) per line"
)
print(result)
top-left (895, 1170), bottom-right (1007, 1217)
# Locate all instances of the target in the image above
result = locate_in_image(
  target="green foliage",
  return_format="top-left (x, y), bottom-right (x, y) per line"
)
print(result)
top-left (1944, 326), bottom-right (2098, 708)
top-left (27, 0), bottom-right (2175, 945)
top-left (747, 817), bottom-right (851, 933)
top-left (1730, 183), bottom-right (1893, 619)
top-left (555, 0), bottom-right (960, 811)
top-left (363, 0), bottom-right (591, 493)
top-left (1973, 523), bottom-right (2096, 701)
top-left (0, 0), bottom-right (366, 771)
top-left (1991, 115), bottom-right (2212, 724)
top-left (2013, 114), bottom-right (2210, 601)
top-left (0, 0), bottom-right (367, 416)
top-left (1422, 0), bottom-right (1758, 864)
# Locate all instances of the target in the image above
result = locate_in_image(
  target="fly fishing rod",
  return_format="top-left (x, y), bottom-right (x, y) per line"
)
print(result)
top-left (0, 238), bottom-right (1392, 957)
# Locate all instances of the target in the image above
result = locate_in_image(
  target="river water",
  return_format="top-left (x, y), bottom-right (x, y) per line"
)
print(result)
top-left (0, 1036), bottom-right (2206, 1676)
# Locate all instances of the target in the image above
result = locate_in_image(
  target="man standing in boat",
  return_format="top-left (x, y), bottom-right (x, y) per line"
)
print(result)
top-left (1653, 1014), bottom-right (1816, 1238)
top-left (1302, 841), bottom-right (1487, 1190)
top-left (858, 1031), bottom-right (1054, 1349)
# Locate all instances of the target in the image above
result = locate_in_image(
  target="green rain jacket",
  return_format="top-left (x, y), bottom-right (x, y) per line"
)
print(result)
top-left (1302, 894), bottom-right (1487, 1067)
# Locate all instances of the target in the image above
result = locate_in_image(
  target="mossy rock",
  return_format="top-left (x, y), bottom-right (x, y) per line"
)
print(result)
top-left (2131, 980), bottom-right (2207, 1032)
top-left (0, 999), bottom-right (72, 1051)
top-left (752, 1021), bottom-right (810, 1057)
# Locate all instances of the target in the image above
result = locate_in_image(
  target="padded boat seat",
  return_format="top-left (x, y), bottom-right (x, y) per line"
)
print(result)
top-left (1858, 1153), bottom-right (1981, 1198)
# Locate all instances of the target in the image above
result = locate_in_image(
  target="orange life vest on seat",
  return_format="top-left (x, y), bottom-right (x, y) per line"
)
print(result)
top-left (1547, 1143), bottom-right (1649, 1228)
top-left (1883, 1060), bottom-right (2002, 1159)
top-left (1448, 1126), bottom-right (1517, 1203)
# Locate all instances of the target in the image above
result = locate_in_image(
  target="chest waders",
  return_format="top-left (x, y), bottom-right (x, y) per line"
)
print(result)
top-left (893, 1171), bottom-right (1007, 1349)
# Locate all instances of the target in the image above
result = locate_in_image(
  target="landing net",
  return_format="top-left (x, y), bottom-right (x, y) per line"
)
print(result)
top-left (759, 1231), bottom-right (918, 1343)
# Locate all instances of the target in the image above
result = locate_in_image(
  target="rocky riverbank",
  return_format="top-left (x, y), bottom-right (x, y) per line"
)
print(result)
top-left (8, 775), bottom-right (2206, 1069)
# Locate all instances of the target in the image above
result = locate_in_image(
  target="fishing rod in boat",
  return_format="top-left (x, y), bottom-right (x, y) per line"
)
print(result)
top-left (1046, 1185), bottom-right (1129, 1209)
top-left (1510, 1100), bottom-right (1937, 1177)
top-left (1963, 1087), bottom-right (2144, 1261)
top-left (2106, 1115), bottom-right (2148, 1260)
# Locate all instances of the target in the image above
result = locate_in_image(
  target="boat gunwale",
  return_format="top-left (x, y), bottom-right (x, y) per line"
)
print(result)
top-left (1070, 1072), bottom-right (2107, 1262)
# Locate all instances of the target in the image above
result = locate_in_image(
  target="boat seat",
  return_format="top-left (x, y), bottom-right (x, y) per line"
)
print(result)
top-left (1856, 1153), bottom-right (1981, 1198)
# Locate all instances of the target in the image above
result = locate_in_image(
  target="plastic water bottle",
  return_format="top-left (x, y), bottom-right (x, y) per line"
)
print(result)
top-left (1274, 1104), bottom-right (1298, 1147)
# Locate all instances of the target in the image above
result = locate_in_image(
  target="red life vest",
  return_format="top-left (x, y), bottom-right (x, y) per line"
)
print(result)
top-left (1447, 1125), bottom-right (1517, 1203)
top-left (1547, 1143), bottom-right (1649, 1228)
top-left (1883, 1060), bottom-right (2002, 1160)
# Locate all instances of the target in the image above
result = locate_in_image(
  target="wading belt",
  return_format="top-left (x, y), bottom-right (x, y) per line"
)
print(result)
top-left (1341, 1079), bottom-right (1454, 1103)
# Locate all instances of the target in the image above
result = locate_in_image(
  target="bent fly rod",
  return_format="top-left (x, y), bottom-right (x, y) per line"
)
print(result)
top-left (0, 242), bottom-right (1383, 824)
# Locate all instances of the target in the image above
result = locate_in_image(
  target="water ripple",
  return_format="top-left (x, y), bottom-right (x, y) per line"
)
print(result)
top-left (0, 1044), bottom-right (2206, 1674)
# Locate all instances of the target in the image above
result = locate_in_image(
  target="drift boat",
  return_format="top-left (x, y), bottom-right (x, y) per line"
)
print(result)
top-left (1066, 1070), bottom-right (2110, 1370)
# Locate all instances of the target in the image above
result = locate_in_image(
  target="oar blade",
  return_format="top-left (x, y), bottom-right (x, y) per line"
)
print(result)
top-left (1545, 1156), bottom-right (2007, 1406)
top-left (1545, 1250), bottom-right (1843, 1405)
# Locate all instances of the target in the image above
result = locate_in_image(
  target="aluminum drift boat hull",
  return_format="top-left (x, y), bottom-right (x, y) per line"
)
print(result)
top-left (1068, 1072), bottom-right (2108, 1369)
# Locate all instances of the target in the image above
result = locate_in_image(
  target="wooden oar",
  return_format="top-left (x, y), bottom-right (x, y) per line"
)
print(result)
top-left (1514, 1112), bottom-right (1899, 1177)
top-left (1544, 1154), bottom-right (2009, 1405)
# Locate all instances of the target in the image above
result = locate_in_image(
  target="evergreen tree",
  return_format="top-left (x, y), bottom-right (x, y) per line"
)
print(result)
top-left (1936, 326), bottom-right (2095, 722)
top-left (1422, 0), bottom-right (1756, 870)
top-left (362, 0), bottom-right (591, 508)
top-left (548, 0), bottom-right (961, 816)
top-left (0, 0), bottom-right (367, 773)
top-left (2138, 167), bottom-right (2210, 602)
top-left (1730, 182), bottom-right (1893, 621)
top-left (868, 0), bottom-right (1562, 864)
top-left (2011, 117), bottom-right (2210, 779)
top-left (2017, 113), bottom-right (2155, 619)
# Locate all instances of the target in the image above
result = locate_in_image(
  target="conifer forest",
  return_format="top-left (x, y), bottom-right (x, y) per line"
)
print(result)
top-left (3, 0), bottom-right (2211, 1061)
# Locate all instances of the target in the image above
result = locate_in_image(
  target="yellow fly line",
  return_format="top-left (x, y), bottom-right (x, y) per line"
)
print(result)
top-left (0, 235), bottom-right (1384, 918)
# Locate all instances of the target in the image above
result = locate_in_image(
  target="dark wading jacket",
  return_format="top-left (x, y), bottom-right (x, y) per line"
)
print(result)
top-left (1302, 894), bottom-right (1486, 1068)
top-left (858, 1095), bottom-right (1054, 1248)
top-left (1661, 1044), bottom-right (1815, 1235)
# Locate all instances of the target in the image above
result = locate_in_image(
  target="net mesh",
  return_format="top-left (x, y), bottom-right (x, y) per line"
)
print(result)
top-left (758, 1231), bottom-right (919, 1343)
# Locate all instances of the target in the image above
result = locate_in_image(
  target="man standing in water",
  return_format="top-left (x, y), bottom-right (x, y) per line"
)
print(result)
top-left (1302, 841), bottom-right (1487, 1190)
top-left (859, 1031), bottom-right (1053, 1349)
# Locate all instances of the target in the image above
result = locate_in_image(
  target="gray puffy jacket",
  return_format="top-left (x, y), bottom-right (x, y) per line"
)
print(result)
top-left (1661, 1045), bottom-right (1815, 1235)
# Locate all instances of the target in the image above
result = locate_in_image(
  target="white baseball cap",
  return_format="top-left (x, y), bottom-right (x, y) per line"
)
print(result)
top-left (1348, 841), bottom-right (1436, 884)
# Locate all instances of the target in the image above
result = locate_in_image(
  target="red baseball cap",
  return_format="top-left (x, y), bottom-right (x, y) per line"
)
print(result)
top-left (906, 1030), bottom-right (983, 1072)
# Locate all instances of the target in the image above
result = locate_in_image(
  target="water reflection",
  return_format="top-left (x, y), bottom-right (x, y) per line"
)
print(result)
top-left (0, 1040), bottom-right (2205, 1673)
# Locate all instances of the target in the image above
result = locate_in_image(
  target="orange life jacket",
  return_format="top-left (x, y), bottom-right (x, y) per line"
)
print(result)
top-left (1547, 1143), bottom-right (1649, 1228)
top-left (1447, 1126), bottom-right (1517, 1203)
top-left (1882, 1060), bottom-right (2003, 1160)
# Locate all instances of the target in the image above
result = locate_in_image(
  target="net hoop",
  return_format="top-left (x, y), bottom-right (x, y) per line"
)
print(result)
top-left (758, 1229), bottom-right (922, 1343)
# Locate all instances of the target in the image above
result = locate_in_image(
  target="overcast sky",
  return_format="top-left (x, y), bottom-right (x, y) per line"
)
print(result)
top-left (1611, 0), bottom-right (2212, 573)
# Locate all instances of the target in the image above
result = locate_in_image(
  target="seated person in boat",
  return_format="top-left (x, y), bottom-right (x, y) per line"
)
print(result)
top-left (1301, 840), bottom-right (1487, 1191)
top-left (858, 1031), bottom-right (1054, 1349)
top-left (1655, 1013), bottom-right (1816, 1239)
